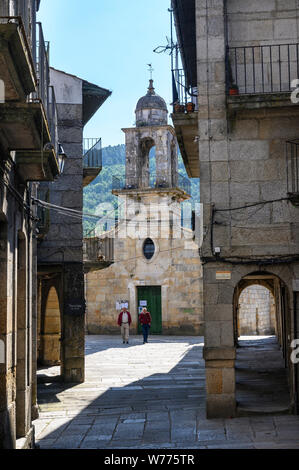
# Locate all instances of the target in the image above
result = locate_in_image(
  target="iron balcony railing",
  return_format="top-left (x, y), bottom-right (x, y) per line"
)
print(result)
top-left (33, 22), bottom-right (58, 156)
top-left (112, 171), bottom-right (191, 195)
top-left (36, 22), bottom-right (50, 118)
top-left (48, 85), bottom-right (59, 156)
top-left (83, 138), bottom-right (102, 168)
top-left (286, 140), bottom-right (299, 196)
top-left (227, 43), bottom-right (299, 95)
top-left (172, 68), bottom-right (198, 112)
top-left (83, 228), bottom-right (114, 264)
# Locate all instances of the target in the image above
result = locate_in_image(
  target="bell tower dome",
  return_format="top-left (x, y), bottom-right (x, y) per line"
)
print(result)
top-left (135, 80), bottom-right (168, 127)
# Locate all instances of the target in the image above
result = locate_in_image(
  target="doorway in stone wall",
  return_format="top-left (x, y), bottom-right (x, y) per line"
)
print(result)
top-left (233, 272), bottom-right (292, 415)
top-left (38, 281), bottom-right (62, 383)
top-left (137, 286), bottom-right (162, 334)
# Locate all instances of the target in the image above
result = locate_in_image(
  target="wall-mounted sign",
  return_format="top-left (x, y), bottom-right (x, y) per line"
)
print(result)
top-left (64, 298), bottom-right (86, 316)
top-left (139, 300), bottom-right (147, 307)
top-left (216, 271), bottom-right (232, 280)
top-left (138, 307), bottom-right (143, 314)
top-left (116, 300), bottom-right (129, 310)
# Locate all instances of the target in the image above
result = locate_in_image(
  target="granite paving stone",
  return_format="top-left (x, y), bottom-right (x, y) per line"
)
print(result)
top-left (33, 335), bottom-right (299, 449)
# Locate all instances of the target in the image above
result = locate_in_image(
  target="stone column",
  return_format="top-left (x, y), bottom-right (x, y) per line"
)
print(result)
top-left (124, 130), bottom-right (140, 187)
top-left (61, 263), bottom-right (85, 383)
top-left (196, 0), bottom-right (237, 418)
top-left (0, 218), bottom-right (16, 448)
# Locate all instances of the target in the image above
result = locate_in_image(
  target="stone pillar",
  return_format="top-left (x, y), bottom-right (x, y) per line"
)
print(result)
top-left (124, 130), bottom-right (140, 186)
top-left (203, 265), bottom-right (236, 418)
top-left (61, 263), bottom-right (85, 383)
top-left (31, 235), bottom-right (38, 420)
top-left (16, 233), bottom-right (29, 438)
top-left (0, 219), bottom-right (16, 449)
top-left (196, 0), bottom-right (237, 418)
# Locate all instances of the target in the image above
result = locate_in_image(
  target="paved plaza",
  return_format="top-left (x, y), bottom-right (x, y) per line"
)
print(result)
top-left (34, 335), bottom-right (299, 449)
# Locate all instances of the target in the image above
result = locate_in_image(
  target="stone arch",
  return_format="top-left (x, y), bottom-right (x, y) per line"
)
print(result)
top-left (238, 285), bottom-right (276, 336)
top-left (138, 137), bottom-right (155, 188)
top-left (233, 270), bottom-right (292, 414)
top-left (39, 285), bottom-right (61, 366)
top-left (233, 270), bottom-right (290, 351)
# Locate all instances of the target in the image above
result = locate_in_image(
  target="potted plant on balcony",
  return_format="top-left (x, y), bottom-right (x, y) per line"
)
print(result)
top-left (174, 101), bottom-right (185, 113)
top-left (228, 84), bottom-right (239, 96)
top-left (186, 101), bottom-right (195, 113)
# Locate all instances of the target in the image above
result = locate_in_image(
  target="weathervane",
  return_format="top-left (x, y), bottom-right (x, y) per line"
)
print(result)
top-left (147, 63), bottom-right (154, 80)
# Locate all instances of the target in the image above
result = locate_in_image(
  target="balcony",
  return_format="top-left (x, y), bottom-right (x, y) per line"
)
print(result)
top-left (0, 16), bottom-right (37, 101)
top-left (83, 138), bottom-right (102, 187)
top-left (83, 229), bottom-right (114, 273)
top-left (112, 171), bottom-right (191, 200)
top-left (286, 140), bottom-right (299, 206)
top-left (0, 18), bottom-right (59, 181)
top-left (170, 69), bottom-right (199, 178)
top-left (226, 43), bottom-right (299, 114)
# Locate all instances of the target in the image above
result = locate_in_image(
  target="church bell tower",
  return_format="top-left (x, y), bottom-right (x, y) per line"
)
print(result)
top-left (112, 79), bottom-right (190, 240)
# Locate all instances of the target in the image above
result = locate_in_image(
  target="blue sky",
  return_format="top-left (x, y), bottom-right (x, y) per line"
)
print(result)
top-left (38, 0), bottom-right (172, 147)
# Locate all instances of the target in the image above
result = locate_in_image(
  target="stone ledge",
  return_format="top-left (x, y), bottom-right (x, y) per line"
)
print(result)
top-left (227, 92), bottom-right (299, 115)
top-left (203, 346), bottom-right (236, 361)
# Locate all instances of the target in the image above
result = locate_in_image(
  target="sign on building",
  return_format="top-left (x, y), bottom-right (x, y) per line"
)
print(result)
top-left (64, 298), bottom-right (86, 316)
top-left (116, 300), bottom-right (129, 310)
top-left (216, 271), bottom-right (232, 280)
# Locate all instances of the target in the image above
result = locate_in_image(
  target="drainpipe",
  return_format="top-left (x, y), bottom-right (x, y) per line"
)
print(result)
top-left (294, 292), bottom-right (298, 414)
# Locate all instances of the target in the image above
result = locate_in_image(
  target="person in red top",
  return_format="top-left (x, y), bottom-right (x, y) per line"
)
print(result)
top-left (117, 307), bottom-right (132, 344)
top-left (139, 307), bottom-right (152, 344)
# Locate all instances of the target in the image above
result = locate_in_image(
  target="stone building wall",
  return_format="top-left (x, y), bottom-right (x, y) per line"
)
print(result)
top-left (195, 0), bottom-right (299, 418)
top-left (86, 193), bottom-right (203, 336)
top-left (0, 0), bottom-right (41, 448)
top-left (37, 69), bottom-right (85, 383)
top-left (238, 285), bottom-right (276, 336)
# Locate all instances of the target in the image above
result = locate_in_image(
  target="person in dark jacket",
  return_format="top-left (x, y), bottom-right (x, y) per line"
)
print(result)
top-left (139, 307), bottom-right (152, 344)
top-left (117, 307), bottom-right (132, 344)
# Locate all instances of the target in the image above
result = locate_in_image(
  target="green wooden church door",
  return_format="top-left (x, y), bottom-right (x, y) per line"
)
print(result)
top-left (137, 286), bottom-right (162, 334)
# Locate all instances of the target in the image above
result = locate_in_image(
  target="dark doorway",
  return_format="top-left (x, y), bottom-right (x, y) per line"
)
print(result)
top-left (137, 286), bottom-right (162, 334)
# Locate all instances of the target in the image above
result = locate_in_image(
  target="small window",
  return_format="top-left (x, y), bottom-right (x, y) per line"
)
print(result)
top-left (143, 238), bottom-right (155, 260)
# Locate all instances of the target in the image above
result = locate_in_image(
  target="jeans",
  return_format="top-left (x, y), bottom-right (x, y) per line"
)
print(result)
top-left (142, 324), bottom-right (150, 343)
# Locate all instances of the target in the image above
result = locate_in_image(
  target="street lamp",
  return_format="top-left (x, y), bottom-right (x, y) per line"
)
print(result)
top-left (58, 143), bottom-right (67, 174)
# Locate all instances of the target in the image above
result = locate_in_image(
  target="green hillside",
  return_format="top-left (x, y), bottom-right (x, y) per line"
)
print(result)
top-left (83, 144), bottom-right (200, 234)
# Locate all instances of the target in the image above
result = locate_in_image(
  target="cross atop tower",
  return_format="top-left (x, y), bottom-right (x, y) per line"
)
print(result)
top-left (147, 63), bottom-right (154, 80)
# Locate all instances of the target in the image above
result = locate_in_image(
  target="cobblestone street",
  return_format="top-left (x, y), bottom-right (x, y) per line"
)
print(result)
top-left (34, 336), bottom-right (299, 449)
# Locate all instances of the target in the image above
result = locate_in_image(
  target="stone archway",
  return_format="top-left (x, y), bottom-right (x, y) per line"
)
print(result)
top-left (39, 286), bottom-right (61, 366)
top-left (238, 285), bottom-right (276, 337)
top-left (233, 271), bottom-right (291, 415)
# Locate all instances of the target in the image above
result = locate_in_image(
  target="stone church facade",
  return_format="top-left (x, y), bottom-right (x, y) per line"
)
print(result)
top-left (86, 82), bottom-right (203, 336)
